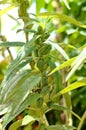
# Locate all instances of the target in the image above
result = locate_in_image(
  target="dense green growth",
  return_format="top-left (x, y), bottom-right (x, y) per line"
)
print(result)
top-left (0, 0), bottom-right (86, 130)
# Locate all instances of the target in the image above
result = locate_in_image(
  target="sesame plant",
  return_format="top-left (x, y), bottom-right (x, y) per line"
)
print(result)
top-left (0, 0), bottom-right (86, 130)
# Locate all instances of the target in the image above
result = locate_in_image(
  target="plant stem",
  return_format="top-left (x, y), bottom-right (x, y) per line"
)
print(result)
top-left (77, 111), bottom-right (86, 130)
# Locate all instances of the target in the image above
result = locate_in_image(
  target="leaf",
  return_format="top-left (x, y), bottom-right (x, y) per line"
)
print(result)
top-left (0, 5), bottom-right (16, 16)
top-left (53, 78), bottom-right (86, 99)
top-left (46, 125), bottom-right (76, 130)
top-left (49, 41), bottom-right (69, 60)
top-left (66, 48), bottom-right (86, 81)
top-left (0, 42), bottom-right (24, 47)
top-left (22, 115), bottom-right (37, 126)
top-left (2, 35), bottom-right (39, 82)
top-left (36, 0), bottom-right (45, 13)
top-left (62, 0), bottom-right (71, 10)
top-left (48, 57), bottom-right (76, 76)
top-left (38, 12), bottom-right (86, 29)
top-left (2, 91), bottom-right (41, 128)
top-left (9, 120), bottom-right (22, 130)
top-left (1, 70), bottom-right (41, 104)
top-left (46, 103), bottom-right (81, 121)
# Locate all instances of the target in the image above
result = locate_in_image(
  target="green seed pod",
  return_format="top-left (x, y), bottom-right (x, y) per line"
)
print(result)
top-left (37, 58), bottom-right (49, 71)
top-left (37, 58), bottom-right (45, 71)
top-left (36, 97), bottom-right (43, 107)
top-left (38, 26), bottom-right (43, 34)
top-left (38, 44), bottom-right (51, 56)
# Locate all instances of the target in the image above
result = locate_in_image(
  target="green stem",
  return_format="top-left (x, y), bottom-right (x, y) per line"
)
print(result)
top-left (77, 111), bottom-right (86, 130)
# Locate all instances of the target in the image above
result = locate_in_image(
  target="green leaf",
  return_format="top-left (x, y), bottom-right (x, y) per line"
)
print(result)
top-left (2, 92), bottom-right (41, 129)
top-left (1, 70), bottom-right (41, 104)
top-left (0, 5), bottom-right (16, 16)
top-left (49, 41), bottom-right (69, 60)
top-left (53, 78), bottom-right (86, 99)
top-left (66, 48), bottom-right (86, 81)
top-left (22, 115), bottom-right (37, 126)
top-left (9, 120), bottom-right (22, 130)
top-left (36, 0), bottom-right (45, 13)
top-left (3, 35), bottom-right (39, 82)
top-left (0, 42), bottom-right (24, 47)
top-left (46, 125), bottom-right (76, 130)
top-left (38, 12), bottom-right (86, 29)
top-left (62, 0), bottom-right (71, 10)
top-left (48, 57), bottom-right (76, 76)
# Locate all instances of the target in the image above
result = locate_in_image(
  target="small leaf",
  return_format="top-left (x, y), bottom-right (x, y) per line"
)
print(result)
top-left (22, 115), bottom-right (37, 126)
top-left (66, 48), bottom-right (86, 81)
top-left (62, 0), bottom-right (71, 10)
top-left (49, 41), bottom-right (69, 60)
top-left (48, 57), bottom-right (76, 76)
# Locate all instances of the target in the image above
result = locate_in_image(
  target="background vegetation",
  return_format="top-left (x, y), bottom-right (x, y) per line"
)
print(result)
top-left (0, 0), bottom-right (86, 130)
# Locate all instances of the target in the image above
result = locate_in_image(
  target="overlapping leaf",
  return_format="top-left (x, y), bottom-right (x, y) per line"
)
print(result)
top-left (48, 57), bottom-right (76, 76)
top-left (38, 12), bottom-right (86, 29)
top-left (1, 70), bottom-right (41, 129)
top-left (52, 78), bottom-right (86, 100)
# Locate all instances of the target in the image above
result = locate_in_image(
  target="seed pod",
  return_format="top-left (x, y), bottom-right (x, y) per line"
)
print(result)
top-left (38, 44), bottom-right (51, 56)
top-left (37, 58), bottom-right (45, 71)
top-left (38, 26), bottom-right (43, 34)
top-left (37, 57), bottom-right (49, 71)
top-left (36, 97), bottom-right (43, 107)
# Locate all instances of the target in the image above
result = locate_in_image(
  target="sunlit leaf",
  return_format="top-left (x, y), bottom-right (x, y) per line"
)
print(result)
top-left (62, 0), bottom-right (71, 10)
top-left (22, 115), bottom-right (37, 126)
top-left (66, 48), bottom-right (86, 81)
top-left (48, 57), bottom-right (76, 76)
top-left (38, 12), bottom-right (86, 28)
top-left (0, 6), bottom-right (16, 16)
top-left (49, 40), bottom-right (69, 60)
top-left (53, 78), bottom-right (86, 99)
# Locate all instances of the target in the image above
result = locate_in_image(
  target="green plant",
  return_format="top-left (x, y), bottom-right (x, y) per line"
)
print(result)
top-left (0, 0), bottom-right (86, 130)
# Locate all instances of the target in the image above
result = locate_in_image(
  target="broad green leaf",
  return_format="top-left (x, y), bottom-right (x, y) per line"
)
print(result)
top-left (0, 5), bottom-right (16, 16)
top-left (1, 70), bottom-right (41, 104)
top-left (66, 48), bottom-right (86, 81)
top-left (3, 35), bottom-right (39, 82)
top-left (22, 115), bottom-right (37, 126)
top-left (0, 42), bottom-right (24, 47)
top-left (9, 120), bottom-right (22, 130)
top-left (53, 78), bottom-right (86, 99)
top-left (49, 41), bottom-right (69, 60)
top-left (48, 57), bottom-right (76, 76)
top-left (62, 0), bottom-right (71, 10)
top-left (2, 92), bottom-right (41, 128)
top-left (38, 12), bottom-right (86, 29)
